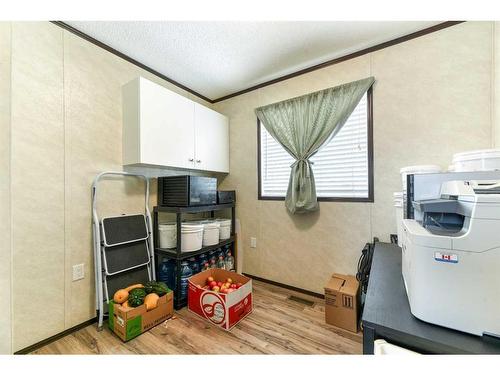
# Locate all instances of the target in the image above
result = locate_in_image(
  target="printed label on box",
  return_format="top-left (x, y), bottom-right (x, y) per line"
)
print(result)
top-left (201, 291), bottom-right (227, 325)
top-left (325, 293), bottom-right (338, 307)
top-left (228, 293), bottom-right (252, 329)
top-left (117, 316), bottom-right (125, 327)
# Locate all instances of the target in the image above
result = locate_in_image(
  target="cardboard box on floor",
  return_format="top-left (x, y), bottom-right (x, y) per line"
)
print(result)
top-left (324, 273), bottom-right (359, 333)
top-left (188, 268), bottom-right (252, 330)
top-left (108, 291), bottom-right (173, 341)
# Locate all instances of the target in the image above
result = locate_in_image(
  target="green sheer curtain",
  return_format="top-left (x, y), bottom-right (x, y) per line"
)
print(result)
top-left (255, 77), bottom-right (375, 214)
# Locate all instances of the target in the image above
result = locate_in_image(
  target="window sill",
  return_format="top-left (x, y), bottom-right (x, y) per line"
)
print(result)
top-left (258, 195), bottom-right (374, 203)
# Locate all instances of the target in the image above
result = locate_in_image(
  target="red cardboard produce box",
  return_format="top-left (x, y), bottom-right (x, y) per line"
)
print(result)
top-left (188, 269), bottom-right (252, 330)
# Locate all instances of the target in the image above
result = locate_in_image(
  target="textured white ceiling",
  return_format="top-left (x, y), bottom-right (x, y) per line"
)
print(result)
top-left (66, 21), bottom-right (441, 100)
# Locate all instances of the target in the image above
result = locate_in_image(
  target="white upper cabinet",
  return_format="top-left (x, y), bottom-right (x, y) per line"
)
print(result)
top-left (194, 103), bottom-right (229, 173)
top-left (122, 77), bottom-right (229, 173)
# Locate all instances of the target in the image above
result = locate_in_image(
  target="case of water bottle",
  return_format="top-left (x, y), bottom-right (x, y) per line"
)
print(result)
top-left (157, 244), bottom-right (236, 308)
top-left (187, 269), bottom-right (253, 331)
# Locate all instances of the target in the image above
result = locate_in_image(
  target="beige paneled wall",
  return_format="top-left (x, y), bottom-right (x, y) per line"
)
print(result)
top-left (214, 21), bottom-right (495, 294)
top-left (1, 21), bottom-right (214, 353)
top-left (11, 22), bottom-right (66, 351)
top-left (0, 22), bottom-right (12, 354)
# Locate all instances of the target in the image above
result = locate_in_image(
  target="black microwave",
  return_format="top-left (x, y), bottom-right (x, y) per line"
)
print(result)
top-left (157, 176), bottom-right (217, 207)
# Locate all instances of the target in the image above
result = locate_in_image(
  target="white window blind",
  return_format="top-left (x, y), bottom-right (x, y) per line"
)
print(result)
top-left (259, 93), bottom-right (370, 199)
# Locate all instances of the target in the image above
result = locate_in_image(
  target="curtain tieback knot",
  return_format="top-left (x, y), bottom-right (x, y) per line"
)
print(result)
top-left (291, 158), bottom-right (313, 178)
top-left (291, 158), bottom-right (308, 167)
top-left (291, 158), bottom-right (314, 166)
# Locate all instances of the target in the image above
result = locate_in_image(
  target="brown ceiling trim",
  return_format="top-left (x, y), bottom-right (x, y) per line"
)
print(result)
top-left (51, 21), bottom-right (214, 104)
top-left (212, 21), bottom-right (465, 103)
top-left (52, 20), bottom-right (464, 105)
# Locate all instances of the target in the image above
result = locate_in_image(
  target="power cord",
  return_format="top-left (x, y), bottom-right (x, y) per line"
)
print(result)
top-left (356, 242), bottom-right (374, 296)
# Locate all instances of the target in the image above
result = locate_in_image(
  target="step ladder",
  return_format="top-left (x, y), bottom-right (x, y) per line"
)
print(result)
top-left (91, 171), bottom-right (155, 329)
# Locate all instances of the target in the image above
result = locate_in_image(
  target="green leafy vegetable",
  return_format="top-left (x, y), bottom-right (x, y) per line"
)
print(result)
top-left (128, 288), bottom-right (147, 307)
top-left (144, 281), bottom-right (170, 296)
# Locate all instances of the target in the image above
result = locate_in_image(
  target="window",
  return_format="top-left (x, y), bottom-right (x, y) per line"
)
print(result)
top-left (258, 89), bottom-right (373, 202)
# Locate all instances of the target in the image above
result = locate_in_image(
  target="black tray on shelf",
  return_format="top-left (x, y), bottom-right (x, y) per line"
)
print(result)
top-left (154, 202), bottom-right (234, 214)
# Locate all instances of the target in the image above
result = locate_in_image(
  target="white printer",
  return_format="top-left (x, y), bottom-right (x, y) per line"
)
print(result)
top-left (402, 178), bottom-right (500, 337)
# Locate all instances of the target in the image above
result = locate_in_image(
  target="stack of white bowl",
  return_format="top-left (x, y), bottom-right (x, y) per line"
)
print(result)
top-left (181, 223), bottom-right (204, 252)
top-left (158, 222), bottom-right (177, 249)
top-left (159, 218), bottom-right (232, 252)
top-left (158, 221), bottom-right (204, 252)
top-left (198, 220), bottom-right (221, 246)
top-left (215, 218), bottom-right (232, 240)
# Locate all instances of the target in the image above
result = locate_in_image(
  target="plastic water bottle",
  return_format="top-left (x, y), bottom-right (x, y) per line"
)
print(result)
top-left (208, 250), bottom-right (217, 265)
top-left (209, 259), bottom-right (217, 269)
top-left (158, 257), bottom-right (176, 291)
top-left (224, 252), bottom-right (235, 272)
top-left (198, 253), bottom-right (208, 271)
top-left (179, 260), bottom-right (192, 301)
top-left (158, 257), bottom-right (169, 283)
top-left (216, 247), bottom-right (224, 261)
top-left (223, 244), bottom-right (231, 257)
top-left (217, 255), bottom-right (225, 269)
top-left (189, 257), bottom-right (200, 274)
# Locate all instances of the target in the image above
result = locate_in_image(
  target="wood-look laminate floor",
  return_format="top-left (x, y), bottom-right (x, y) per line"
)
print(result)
top-left (31, 280), bottom-right (362, 354)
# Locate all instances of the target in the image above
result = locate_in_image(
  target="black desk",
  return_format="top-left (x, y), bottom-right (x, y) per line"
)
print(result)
top-left (361, 242), bottom-right (500, 354)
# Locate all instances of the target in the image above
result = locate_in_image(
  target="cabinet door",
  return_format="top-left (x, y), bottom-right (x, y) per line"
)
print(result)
top-left (194, 103), bottom-right (229, 173)
top-left (139, 78), bottom-right (195, 169)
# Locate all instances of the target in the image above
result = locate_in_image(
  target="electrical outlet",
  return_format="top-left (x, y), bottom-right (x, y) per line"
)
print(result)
top-left (250, 237), bottom-right (257, 248)
top-left (72, 263), bottom-right (84, 281)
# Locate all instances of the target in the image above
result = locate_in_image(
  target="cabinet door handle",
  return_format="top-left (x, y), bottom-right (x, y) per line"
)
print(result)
top-left (196, 159), bottom-right (201, 163)
top-left (188, 158), bottom-right (194, 162)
